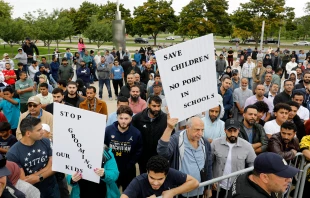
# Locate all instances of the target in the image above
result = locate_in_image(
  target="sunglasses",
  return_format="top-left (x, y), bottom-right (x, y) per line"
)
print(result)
top-left (28, 104), bottom-right (38, 108)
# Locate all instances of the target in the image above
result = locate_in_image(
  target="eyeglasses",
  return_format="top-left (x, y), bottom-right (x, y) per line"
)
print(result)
top-left (28, 104), bottom-right (38, 108)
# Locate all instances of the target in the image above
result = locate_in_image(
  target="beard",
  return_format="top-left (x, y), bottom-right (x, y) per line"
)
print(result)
top-left (118, 122), bottom-right (129, 130)
top-left (149, 108), bottom-right (160, 117)
top-left (227, 135), bottom-right (238, 143)
top-left (131, 95), bottom-right (139, 102)
top-left (304, 79), bottom-right (310, 84)
top-left (245, 118), bottom-right (255, 126)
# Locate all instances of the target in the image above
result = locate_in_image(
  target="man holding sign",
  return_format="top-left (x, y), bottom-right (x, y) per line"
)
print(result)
top-left (7, 117), bottom-right (60, 198)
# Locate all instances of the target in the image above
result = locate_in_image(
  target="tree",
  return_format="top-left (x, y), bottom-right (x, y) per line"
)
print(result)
top-left (231, 0), bottom-right (295, 45)
top-left (205, 0), bottom-right (231, 37)
top-left (97, 1), bottom-right (133, 36)
top-left (305, 2), bottom-right (310, 13)
top-left (75, 2), bottom-right (99, 34)
top-left (133, 0), bottom-right (178, 45)
top-left (0, 0), bottom-right (13, 19)
top-left (83, 17), bottom-right (113, 50)
top-left (176, 0), bottom-right (214, 39)
top-left (0, 18), bottom-right (26, 56)
top-left (59, 8), bottom-right (78, 43)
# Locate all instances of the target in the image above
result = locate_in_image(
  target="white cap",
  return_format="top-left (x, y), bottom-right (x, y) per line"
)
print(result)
top-left (42, 124), bottom-right (50, 133)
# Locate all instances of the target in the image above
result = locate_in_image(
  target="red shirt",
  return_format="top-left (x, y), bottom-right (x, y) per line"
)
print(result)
top-left (2, 69), bottom-right (16, 85)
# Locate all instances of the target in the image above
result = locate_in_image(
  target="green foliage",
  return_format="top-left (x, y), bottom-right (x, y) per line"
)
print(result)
top-left (176, 0), bottom-right (211, 39)
top-left (75, 2), bottom-right (99, 34)
top-left (0, 0), bottom-right (13, 18)
top-left (205, 0), bottom-right (231, 37)
top-left (59, 8), bottom-right (79, 39)
top-left (231, 0), bottom-right (294, 44)
top-left (133, 0), bottom-right (178, 45)
top-left (83, 17), bottom-right (113, 49)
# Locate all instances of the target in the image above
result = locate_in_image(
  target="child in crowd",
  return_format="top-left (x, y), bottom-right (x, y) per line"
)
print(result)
top-left (0, 122), bottom-right (17, 155)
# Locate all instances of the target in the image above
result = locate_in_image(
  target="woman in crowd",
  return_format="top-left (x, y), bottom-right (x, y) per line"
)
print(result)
top-left (263, 54), bottom-right (272, 67)
top-left (78, 38), bottom-right (86, 58)
top-left (67, 145), bottom-right (120, 198)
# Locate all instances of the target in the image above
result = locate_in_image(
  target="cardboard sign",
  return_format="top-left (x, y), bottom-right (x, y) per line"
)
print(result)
top-left (155, 34), bottom-right (218, 121)
top-left (52, 103), bottom-right (106, 183)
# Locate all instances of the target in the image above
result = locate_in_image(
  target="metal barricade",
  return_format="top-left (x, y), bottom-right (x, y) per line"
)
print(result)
top-left (297, 162), bottom-right (310, 198)
top-left (170, 153), bottom-right (306, 198)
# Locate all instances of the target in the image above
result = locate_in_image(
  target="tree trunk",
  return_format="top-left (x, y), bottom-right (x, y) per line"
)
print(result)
top-left (10, 44), bottom-right (13, 57)
top-left (69, 36), bottom-right (72, 43)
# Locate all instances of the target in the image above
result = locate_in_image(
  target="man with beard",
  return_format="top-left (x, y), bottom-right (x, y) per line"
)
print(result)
top-left (218, 76), bottom-right (233, 121)
top-left (238, 105), bottom-right (268, 154)
top-left (105, 105), bottom-right (143, 191)
top-left (264, 83), bottom-right (279, 108)
top-left (79, 86), bottom-right (108, 115)
top-left (273, 80), bottom-right (294, 105)
top-left (132, 95), bottom-right (168, 173)
top-left (295, 72), bottom-right (310, 89)
top-left (203, 104), bottom-right (225, 143)
top-left (157, 116), bottom-right (213, 198)
top-left (134, 73), bottom-right (147, 96)
top-left (267, 121), bottom-right (299, 161)
top-left (45, 88), bottom-right (73, 114)
top-left (119, 74), bottom-right (145, 100)
top-left (292, 91), bottom-right (309, 121)
top-left (211, 118), bottom-right (256, 197)
top-left (244, 84), bottom-right (273, 122)
top-left (76, 60), bottom-right (90, 87)
top-left (141, 62), bottom-right (155, 85)
top-left (63, 81), bottom-right (84, 107)
top-left (233, 78), bottom-right (253, 121)
top-left (129, 85), bottom-right (147, 114)
top-left (286, 101), bottom-right (305, 141)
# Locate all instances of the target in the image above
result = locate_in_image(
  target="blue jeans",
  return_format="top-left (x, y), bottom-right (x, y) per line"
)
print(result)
top-left (99, 79), bottom-right (112, 98)
top-left (247, 78), bottom-right (253, 90)
top-left (79, 51), bottom-right (84, 58)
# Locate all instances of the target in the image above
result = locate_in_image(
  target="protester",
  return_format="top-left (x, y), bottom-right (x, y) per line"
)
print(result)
top-left (129, 85), bottom-right (147, 114)
top-left (241, 56), bottom-right (255, 90)
top-left (121, 155), bottom-right (199, 198)
top-left (105, 105), bottom-right (142, 191)
top-left (286, 101), bottom-right (305, 141)
top-left (228, 152), bottom-right (299, 198)
top-left (292, 91), bottom-right (309, 121)
top-left (111, 60), bottom-right (124, 99)
top-left (218, 76), bottom-right (233, 121)
top-left (58, 58), bottom-right (74, 82)
top-left (67, 145), bottom-right (120, 198)
top-left (79, 86), bottom-right (108, 115)
top-left (157, 116), bottom-right (212, 197)
top-left (36, 83), bottom-right (53, 109)
top-left (233, 78), bottom-right (253, 121)
top-left (45, 88), bottom-right (73, 115)
top-left (63, 81), bottom-right (84, 108)
top-left (273, 80), bottom-right (293, 105)
top-left (0, 122), bottom-right (17, 155)
top-left (253, 101), bottom-right (269, 126)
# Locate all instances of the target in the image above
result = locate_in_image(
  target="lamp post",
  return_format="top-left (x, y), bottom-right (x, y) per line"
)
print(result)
top-left (112, 0), bottom-right (126, 50)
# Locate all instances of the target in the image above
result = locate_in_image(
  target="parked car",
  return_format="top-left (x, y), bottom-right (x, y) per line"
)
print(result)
top-left (229, 38), bottom-right (240, 43)
top-left (166, 36), bottom-right (175, 40)
top-left (293, 41), bottom-right (310, 46)
top-left (134, 37), bottom-right (148, 43)
top-left (263, 38), bottom-right (278, 44)
top-left (245, 38), bottom-right (256, 43)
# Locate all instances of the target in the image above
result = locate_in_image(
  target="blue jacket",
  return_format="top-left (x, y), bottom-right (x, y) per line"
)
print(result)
top-left (50, 62), bottom-right (60, 80)
top-left (76, 67), bottom-right (90, 83)
top-left (67, 148), bottom-right (120, 198)
top-left (134, 53), bottom-right (141, 63)
top-left (218, 86), bottom-right (233, 120)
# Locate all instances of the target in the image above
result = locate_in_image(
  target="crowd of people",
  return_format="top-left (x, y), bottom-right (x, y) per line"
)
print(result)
top-left (0, 37), bottom-right (309, 198)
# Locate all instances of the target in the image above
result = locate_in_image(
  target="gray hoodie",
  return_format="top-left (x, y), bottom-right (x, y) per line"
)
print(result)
top-left (14, 48), bottom-right (28, 65)
top-left (97, 61), bottom-right (111, 79)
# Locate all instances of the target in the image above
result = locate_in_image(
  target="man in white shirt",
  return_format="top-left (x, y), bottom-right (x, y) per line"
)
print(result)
top-left (292, 91), bottom-right (309, 121)
top-left (264, 103), bottom-right (291, 138)
top-left (264, 83), bottom-right (279, 110)
top-left (36, 83), bottom-right (53, 109)
top-left (285, 57), bottom-right (297, 78)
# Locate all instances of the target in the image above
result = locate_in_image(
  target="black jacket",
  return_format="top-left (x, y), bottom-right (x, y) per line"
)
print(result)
top-left (22, 42), bottom-right (39, 56)
top-left (132, 108), bottom-right (168, 164)
top-left (119, 83), bottom-right (146, 100)
top-left (228, 172), bottom-right (277, 198)
top-left (295, 81), bottom-right (305, 90)
top-left (127, 65), bottom-right (141, 76)
top-left (141, 69), bottom-right (155, 85)
top-left (292, 115), bottom-right (306, 142)
top-left (238, 121), bottom-right (268, 152)
top-left (121, 57), bottom-right (132, 77)
top-left (116, 50), bottom-right (125, 61)
top-left (273, 91), bottom-right (291, 105)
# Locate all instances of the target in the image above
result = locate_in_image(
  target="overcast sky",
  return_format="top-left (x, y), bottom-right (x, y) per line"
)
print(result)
top-left (6, 0), bottom-right (308, 18)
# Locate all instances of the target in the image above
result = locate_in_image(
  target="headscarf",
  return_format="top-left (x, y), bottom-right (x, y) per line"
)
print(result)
top-left (6, 161), bottom-right (20, 186)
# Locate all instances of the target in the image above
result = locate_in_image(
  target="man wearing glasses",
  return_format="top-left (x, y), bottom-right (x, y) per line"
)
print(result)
top-left (15, 96), bottom-right (53, 141)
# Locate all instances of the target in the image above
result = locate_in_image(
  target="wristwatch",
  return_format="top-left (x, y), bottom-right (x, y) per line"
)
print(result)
top-left (39, 174), bottom-right (44, 182)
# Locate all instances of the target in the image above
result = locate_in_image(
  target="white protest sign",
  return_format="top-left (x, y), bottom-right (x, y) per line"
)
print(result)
top-left (155, 34), bottom-right (218, 121)
top-left (52, 103), bottom-right (106, 183)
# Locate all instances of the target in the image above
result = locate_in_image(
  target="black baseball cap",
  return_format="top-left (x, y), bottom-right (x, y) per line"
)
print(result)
top-left (232, 69), bottom-right (238, 75)
top-left (153, 81), bottom-right (162, 87)
top-left (254, 152), bottom-right (299, 178)
top-left (225, 119), bottom-right (240, 130)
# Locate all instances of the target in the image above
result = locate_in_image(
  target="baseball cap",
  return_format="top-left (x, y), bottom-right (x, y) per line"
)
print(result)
top-left (39, 64), bottom-right (45, 68)
top-left (42, 124), bottom-right (50, 133)
top-left (225, 119), bottom-right (240, 130)
top-left (254, 152), bottom-right (299, 178)
top-left (232, 69), bottom-right (238, 75)
top-left (3, 53), bottom-right (8, 58)
top-left (153, 81), bottom-right (162, 87)
top-left (27, 96), bottom-right (41, 105)
top-left (0, 155), bottom-right (11, 177)
top-left (266, 65), bottom-right (272, 69)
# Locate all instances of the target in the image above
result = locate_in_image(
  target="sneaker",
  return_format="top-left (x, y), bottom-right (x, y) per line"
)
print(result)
top-left (109, 97), bottom-right (113, 101)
